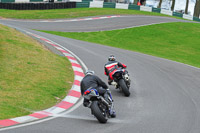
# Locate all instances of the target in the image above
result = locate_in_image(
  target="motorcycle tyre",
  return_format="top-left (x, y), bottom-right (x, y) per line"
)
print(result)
top-left (91, 101), bottom-right (108, 123)
top-left (119, 79), bottom-right (130, 97)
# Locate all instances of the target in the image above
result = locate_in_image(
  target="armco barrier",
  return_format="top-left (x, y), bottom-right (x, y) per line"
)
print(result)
top-left (103, 2), bottom-right (115, 8)
top-left (128, 4), bottom-right (140, 10)
top-left (173, 12), bottom-right (183, 18)
top-left (0, 2), bottom-right (76, 9)
top-left (193, 16), bottom-right (200, 22)
top-left (76, 2), bottom-right (89, 8)
top-left (152, 7), bottom-right (161, 13)
top-left (1, 0), bottom-right (14, 2)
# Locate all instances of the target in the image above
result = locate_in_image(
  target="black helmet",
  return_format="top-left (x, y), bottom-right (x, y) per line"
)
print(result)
top-left (85, 70), bottom-right (95, 76)
top-left (108, 55), bottom-right (116, 61)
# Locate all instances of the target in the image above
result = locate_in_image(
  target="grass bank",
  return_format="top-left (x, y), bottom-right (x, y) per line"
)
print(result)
top-left (0, 8), bottom-right (174, 19)
top-left (0, 24), bottom-right (74, 120)
top-left (39, 22), bottom-right (200, 68)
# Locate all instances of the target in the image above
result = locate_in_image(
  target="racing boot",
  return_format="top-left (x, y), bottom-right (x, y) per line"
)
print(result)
top-left (109, 102), bottom-right (116, 118)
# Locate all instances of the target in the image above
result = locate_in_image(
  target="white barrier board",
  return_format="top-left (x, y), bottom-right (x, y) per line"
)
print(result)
top-left (183, 14), bottom-right (193, 20)
top-left (140, 6), bottom-right (152, 12)
top-left (115, 3), bottom-right (128, 9)
top-left (90, 1), bottom-right (103, 8)
top-left (15, 0), bottom-right (29, 2)
top-left (68, 0), bottom-right (82, 2)
top-left (161, 9), bottom-right (173, 16)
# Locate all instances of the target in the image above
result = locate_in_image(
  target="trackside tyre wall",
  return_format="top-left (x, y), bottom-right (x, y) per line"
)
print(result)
top-left (0, 2), bottom-right (76, 10)
top-left (91, 101), bottom-right (108, 123)
top-left (119, 79), bottom-right (130, 97)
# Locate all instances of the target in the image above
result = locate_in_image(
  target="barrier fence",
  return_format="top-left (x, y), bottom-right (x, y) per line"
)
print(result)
top-left (0, 2), bottom-right (76, 9)
top-left (0, 1), bottom-right (199, 22)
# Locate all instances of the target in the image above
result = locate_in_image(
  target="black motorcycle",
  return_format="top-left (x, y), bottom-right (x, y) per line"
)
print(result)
top-left (112, 68), bottom-right (131, 97)
top-left (83, 88), bottom-right (116, 123)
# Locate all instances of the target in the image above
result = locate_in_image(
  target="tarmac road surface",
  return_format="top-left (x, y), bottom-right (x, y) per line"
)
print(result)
top-left (0, 15), bottom-right (200, 133)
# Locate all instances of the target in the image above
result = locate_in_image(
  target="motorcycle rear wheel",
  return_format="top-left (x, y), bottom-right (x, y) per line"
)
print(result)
top-left (119, 79), bottom-right (130, 97)
top-left (91, 101), bottom-right (108, 123)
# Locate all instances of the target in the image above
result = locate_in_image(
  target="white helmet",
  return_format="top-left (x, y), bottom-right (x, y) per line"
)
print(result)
top-left (108, 55), bottom-right (116, 61)
top-left (85, 70), bottom-right (95, 76)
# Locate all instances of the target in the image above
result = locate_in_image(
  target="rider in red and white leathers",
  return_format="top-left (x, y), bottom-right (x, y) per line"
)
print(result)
top-left (104, 55), bottom-right (127, 85)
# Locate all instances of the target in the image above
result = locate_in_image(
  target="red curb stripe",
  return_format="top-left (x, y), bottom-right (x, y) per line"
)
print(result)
top-left (31, 34), bottom-right (40, 38)
top-left (74, 80), bottom-right (80, 86)
top-left (93, 17), bottom-right (100, 19)
top-left (68, 90), bottom-right (81, 98)
top-left (38, 111), bottom-right (53, 116)
top-left (74, 71), bottom-right (84, 77)
top-left (66, 56), bottom-right (76, 60)
top-left (71, 63), bottom-right (81, 68)
top-left (59, 49), bottom-right (69, 53)
top-left (55, 101), bottom-right (74, 109)
top-left (49, 43), bottom-right (58, 47)
top-left (29, 112), bottom-right (49, 119)
top-left (40, 38), bottom-right (50, 42)
top-left (0, 119), bottom-right (19, 127)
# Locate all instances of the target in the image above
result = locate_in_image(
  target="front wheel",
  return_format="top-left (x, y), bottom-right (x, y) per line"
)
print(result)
top-left (91, 101), bottom-right (108, 123)
top-left (119, 79), bottom-right (130, 97)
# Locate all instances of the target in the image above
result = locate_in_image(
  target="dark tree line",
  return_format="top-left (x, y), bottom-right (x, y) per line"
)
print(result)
top-left (157, 0), bottom-right (200, 17)
top-left (185, 0), bottom-right (189, 14)
top-left (194, 0), bottom-right (200, 17)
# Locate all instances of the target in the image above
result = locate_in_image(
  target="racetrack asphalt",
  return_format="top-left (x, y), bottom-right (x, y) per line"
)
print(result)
top-left (0, 15), bottom-right (200, 133)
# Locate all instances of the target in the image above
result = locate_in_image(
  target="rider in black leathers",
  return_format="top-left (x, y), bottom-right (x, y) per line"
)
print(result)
top-left (80, 70), bottom-right (110, 107)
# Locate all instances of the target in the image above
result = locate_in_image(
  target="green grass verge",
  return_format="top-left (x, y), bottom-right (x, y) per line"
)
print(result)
top-left (39, 22), bottom-right (200, 68)
top-left (0, 8), bottom-right (177, 19)
top-left (0, 24), bottom-right (74, 120)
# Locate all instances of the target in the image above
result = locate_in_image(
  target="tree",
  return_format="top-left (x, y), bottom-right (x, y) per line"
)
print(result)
top-left (158, 0), bottom-right (163, 8)
top-left (185, 0), bottom-right (189, 14)
top-left (133, 0), bottom-right (138, 5)
top-left (193, 0), bottom-right (200, 17)
top-left (171, 0), bottom-right (176, 11)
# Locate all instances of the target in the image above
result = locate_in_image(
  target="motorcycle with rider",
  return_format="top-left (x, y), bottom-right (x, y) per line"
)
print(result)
top-left (80, 70), bottom-right (116, 123)
top-left (104, 55), bottom-right (131, 97)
